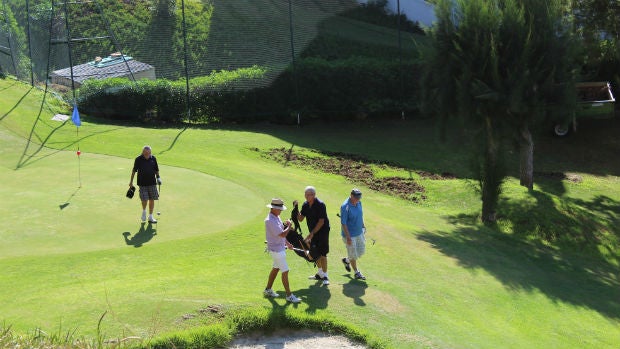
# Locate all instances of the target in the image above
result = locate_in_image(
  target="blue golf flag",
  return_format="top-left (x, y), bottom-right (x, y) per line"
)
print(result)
top-left (72, 105), bottom-right (81, 127)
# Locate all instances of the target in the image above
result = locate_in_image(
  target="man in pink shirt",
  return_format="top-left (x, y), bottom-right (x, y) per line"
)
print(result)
top-left (263, 198), bottom-right (302, 303)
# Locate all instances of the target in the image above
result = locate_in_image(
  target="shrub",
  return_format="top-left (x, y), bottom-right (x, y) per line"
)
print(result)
top-left (77, 59), bottom-right (420, 124)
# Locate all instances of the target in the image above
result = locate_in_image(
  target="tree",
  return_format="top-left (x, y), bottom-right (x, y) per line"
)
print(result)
top-left (420, 0), bottom-right (577, 221)
top-left (573, 0), bottom-right (620, 81)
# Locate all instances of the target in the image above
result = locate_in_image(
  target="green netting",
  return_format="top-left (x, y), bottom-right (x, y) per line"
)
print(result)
top-left (2, 0), bottom-right (423, 121)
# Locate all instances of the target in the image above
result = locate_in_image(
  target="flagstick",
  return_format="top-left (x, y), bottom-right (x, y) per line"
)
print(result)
top-left (72, 104), bottom-right (82, 188)
top-left (77, 126), bottom-right (81, 188)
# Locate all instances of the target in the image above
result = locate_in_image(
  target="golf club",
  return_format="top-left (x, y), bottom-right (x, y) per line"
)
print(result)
top-left (337, 213), bottom-right (376, 246)
top-left (156, 183), bottom-right (161, 215)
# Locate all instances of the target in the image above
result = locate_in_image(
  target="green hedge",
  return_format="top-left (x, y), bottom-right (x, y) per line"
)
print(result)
top-left (77, 58), bottom-right (420, 123)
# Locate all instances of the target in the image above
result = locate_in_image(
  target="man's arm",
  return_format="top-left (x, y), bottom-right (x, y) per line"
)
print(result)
top-left (342, 224), bottom-right (352, 245)
top-left (278, 220), bottom-right (292, 237)
top-left (129, 170), bottom-right (136, 187)
top-left (153, 157), bottom-right (160, 182)
top-left (307, 218), bottom-right (324, 241)
top-left (130, 158), bottom-right (138, 187)
top-left (267, 219), bottom-right (292, 238)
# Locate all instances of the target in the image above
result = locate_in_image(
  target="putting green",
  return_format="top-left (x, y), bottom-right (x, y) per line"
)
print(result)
top-left (0, 128), bottom-right (263, 258)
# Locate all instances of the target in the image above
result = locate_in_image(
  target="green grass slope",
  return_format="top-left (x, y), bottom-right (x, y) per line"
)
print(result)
top-left (1, 78), bottom-right (619, 348)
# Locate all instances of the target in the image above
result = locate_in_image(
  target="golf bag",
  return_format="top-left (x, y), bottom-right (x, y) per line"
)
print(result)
top-left (285, 203), bottom-right (314, 263)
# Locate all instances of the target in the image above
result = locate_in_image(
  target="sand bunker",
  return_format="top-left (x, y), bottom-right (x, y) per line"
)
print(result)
top-left (229, 329), bottom-right (368, 349)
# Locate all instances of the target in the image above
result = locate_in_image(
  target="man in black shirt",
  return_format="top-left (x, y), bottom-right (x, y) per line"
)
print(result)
top-left (129, 146), bottom-right (161, 223)
top-left (295, 186), bottom-right (331, 285)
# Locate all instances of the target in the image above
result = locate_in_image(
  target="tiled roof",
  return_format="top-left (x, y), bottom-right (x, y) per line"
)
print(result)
top-left (51, 57), bottom-right (154, 83)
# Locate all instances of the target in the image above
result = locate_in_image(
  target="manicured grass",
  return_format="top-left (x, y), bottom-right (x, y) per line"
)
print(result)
top-left (1, 78), bottom-right (619, 348)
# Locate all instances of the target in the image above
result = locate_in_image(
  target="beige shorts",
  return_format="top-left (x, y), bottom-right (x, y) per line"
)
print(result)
top-left (270, 250), bottom-right (289, 272)
top-left (343, 234), bottom-right (366, 260)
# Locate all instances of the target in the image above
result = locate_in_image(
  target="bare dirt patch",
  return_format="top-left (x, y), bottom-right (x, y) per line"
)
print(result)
top-left (229, 329), bottom-right (368, 349)
top-left (258, 147), bottom-right (455, 202)
top-left (535, 171), bottom-right (583, 183)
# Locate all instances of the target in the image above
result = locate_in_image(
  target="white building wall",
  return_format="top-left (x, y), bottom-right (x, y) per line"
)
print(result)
top-left (357, 0), bottom-right (436, 27)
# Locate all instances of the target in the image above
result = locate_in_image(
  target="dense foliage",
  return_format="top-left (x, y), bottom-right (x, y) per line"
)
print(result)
top-left (0, 2), bottom-right (29, 80)
top-left (421, 0), bottom-right (577, 221)
top-left (573, 0), bottom-right (620, 87)
top-left (78, 57), bottom-right (419, 123)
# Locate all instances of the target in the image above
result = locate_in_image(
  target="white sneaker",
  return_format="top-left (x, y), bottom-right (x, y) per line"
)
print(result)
top-left (286, 294), bottom-right (301, 303)
top-left (322, 277), bottom-right (330, 285)
top-left (141, 211), bottom-right (147, 222)
top-left (148, 215), bottom-right (157, 223)
top-left (263, 289), bottom-right (279, 298)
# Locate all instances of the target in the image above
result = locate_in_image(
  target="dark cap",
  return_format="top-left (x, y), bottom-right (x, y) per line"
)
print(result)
top-left (351, 188), bottom-right (362, 197)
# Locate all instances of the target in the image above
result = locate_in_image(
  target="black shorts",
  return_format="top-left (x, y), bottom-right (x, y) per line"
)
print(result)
top-left (309, 229), bottom-right (329, 259)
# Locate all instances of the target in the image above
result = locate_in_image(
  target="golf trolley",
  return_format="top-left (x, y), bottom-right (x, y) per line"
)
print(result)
top-left (284, 203), bottom-right (316, 264)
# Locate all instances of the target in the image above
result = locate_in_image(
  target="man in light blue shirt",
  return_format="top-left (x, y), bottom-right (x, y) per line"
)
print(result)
top-left (340, 188), bottom-right (367, 280)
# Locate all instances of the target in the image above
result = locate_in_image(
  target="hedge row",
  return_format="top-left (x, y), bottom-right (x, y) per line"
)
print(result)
top-left (77, 57), bottom-right (420, 123)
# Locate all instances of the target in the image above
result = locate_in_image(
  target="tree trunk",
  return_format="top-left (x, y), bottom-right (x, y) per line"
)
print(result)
top-left (519, 122), bottom-right (534, 190)
top-left (481, 116), bottom-right (501, 223)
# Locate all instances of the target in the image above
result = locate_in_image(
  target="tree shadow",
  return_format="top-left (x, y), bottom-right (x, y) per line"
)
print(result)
top-left (342, 275), bottom-right (368, 306)
top-left (533, 173), bottom-right (567, 197)
top-left (122, 222), bottom-right (157, 247)
top-left (425, 194), bottom-right (620, 320)
top-left (292, 280), bottom-right (331, 314)
top-left (500, 192), bottom-right (619, 262)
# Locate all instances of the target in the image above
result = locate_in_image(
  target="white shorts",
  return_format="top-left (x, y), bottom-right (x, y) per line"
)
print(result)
top-left (270, 250), bottom-right (289, 272)
top-left (343, 234), bottom-right (366, 260)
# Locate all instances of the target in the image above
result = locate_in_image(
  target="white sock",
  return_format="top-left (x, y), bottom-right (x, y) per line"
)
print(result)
top-left (317, 268), bottom-right (325, 278)
top-left (149, 214), bottom-right (154, 218)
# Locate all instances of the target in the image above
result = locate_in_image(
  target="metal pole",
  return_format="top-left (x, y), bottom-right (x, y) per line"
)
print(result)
top-left (397, 0), bottom-right (404, 119)
top-left (1, 0), bottom-right (18, 77)
top-left (181, 0), bottom-right (191, 120)
top-left (26, 0), bottom-right (34, 85)
top-left (288, 0), bottom-right (300, 124)
top-left (62, 0), bottom-right (76, 105)
top-left (61, 1), bottom-right (81, 186)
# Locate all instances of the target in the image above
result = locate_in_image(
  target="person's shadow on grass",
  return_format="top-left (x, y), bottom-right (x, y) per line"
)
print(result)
top-left (123, 223), bottom-right (157, 247)
top-left (342, 275), bottom-right (368, 306)
top-left (266, 295), bottom-right (298, 311)
top-left (293, 280), bottom-right (331, 314)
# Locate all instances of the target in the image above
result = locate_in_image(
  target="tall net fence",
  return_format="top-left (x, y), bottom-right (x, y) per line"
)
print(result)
top-left (2, 0), bottom-right (423, 122)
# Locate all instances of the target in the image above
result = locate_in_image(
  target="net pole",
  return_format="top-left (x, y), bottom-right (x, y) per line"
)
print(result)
top-left (397, 0), bottom-right (404, 119)
top-left (181, 0), bottom-right (191, 120)
top-left (26, 0), bottom-right (34, 85)
top-left (62, 0), bottom-right (77, 105)
top-left (77, 126), bottom-right (81, 187)
top-left (288, 0), bottom-right (300, 124)
top-left (62, 1), bottom-right (80, 186)
top-left (1, 0), bottom-right (18, 77)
